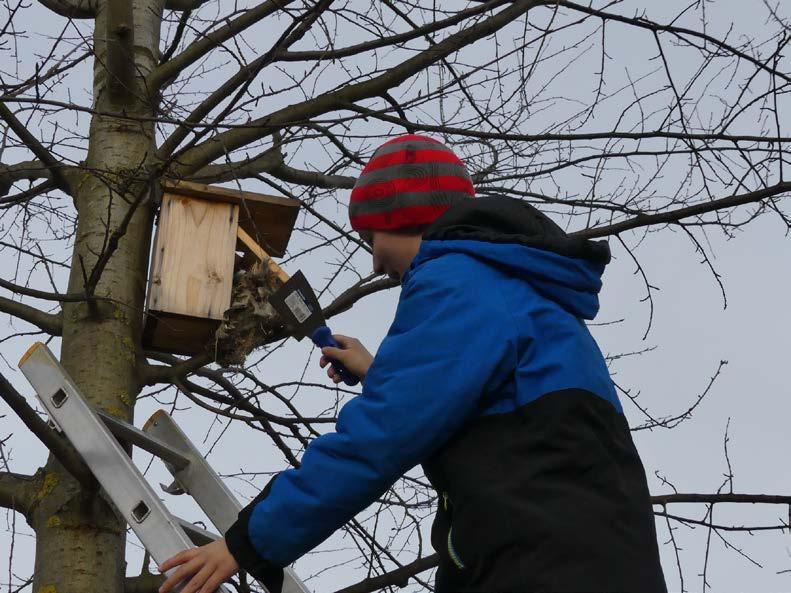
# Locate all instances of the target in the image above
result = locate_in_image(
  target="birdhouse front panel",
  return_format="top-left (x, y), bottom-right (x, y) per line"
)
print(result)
top-left (143, 180), bottom-right (300, 356)
top-left (147, 194), bottom-right (239, 321)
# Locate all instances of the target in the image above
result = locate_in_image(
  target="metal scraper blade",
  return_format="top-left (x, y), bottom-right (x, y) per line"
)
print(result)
top-left (269, 270), bottom-right (326, 341)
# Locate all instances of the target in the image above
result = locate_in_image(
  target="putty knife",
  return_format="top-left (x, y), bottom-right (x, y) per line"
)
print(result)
top-left (269, 270), bottom-right (360, 386)
top-left (236, 227), bottom-right (360, 387)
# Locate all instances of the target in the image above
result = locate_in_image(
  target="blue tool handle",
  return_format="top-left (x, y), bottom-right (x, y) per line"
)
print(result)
top-left (311, 326), bottom-right (360, 386)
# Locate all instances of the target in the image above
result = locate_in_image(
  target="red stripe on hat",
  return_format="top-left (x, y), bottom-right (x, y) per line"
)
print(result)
top-left (363, 149), bottom-right (463, 173)
top-left (351, 175), bottom-right (475, 203)
top-left (350, 204), bottom-right (453, 232)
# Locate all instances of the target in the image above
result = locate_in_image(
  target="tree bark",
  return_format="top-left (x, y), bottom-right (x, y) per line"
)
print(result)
top-left (106, 0), bottom-right (135, 103)
top-left (29, 1), bottom-right (164, 592)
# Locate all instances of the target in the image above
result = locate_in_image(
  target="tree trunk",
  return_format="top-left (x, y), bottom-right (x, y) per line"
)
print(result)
top-left (29, 1), bottom-right (164, 591)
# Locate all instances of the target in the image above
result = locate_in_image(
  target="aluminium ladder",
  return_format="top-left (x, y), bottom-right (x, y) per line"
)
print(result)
top-left (18, 342), bottom-right (308, 593)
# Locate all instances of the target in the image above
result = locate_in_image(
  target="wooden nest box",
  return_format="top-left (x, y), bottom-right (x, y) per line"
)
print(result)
top-left (143, 180), bottom-right (299, 355)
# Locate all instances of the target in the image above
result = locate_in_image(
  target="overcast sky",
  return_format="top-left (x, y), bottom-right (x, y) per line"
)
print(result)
top-left (1, 2), bottom-right (790, 592)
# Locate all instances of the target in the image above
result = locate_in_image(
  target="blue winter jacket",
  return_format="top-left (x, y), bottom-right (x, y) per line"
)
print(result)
top-left (224, 196), bottom-right (666, 593)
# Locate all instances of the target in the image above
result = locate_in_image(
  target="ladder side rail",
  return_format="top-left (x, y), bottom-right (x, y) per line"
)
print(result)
top-left (18, 343), bottom-right (232, 593)
top-left (145, 410), bottom-right (311, 593)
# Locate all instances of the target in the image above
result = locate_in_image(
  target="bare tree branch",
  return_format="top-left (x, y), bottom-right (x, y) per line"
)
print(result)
top-left (577, 181), bottom-right (791, 238)
top-left (173, 0), bottom-right (545, 175)
top-left (158, 0), bottom-right (335, 159)
top-left (159, 9), bottom-right (192, 65)
top-left (652, 493), bottom-right (791, 505)
top-left (0, 471), bottom-right (37, 514)
top-left (193, 145), bottom-right (355, 188)
top-left (150, 0), bottom-right (296, 90)
top-left (0, 180), bottom-right (55, 207)
top-left (37, 0), bottom-right (96, 19)
top-left (84, 166), bottom-right (153, 298)
top-left (0, 102), bottom-right (71, 193)
top-left (142, 351), bottom-right (213, 386)
top-left (0, 372), bottom-right (96, 490)
top-left (342, 104), bottom-right (791, 145)
top-left (656, 511), bottom-right (787, 533)
top-left (323, 277), bottom-right (399, 319)
top-left (268, 160), bottom-right (355, 189)
top-left (0, 161), bottom-right (51, 196)
top-left (557, 1), bottom-right (791, 85)
top-left (0, 296), bottom-right (62, 335)
top-left (0, 277), bottom-right (107, 303)
top-left (333, 554), bottom-right (439, 593)
top-left (164, 0), bottom-right (209, 11)
top-left (2, 50), bottom-right (92, 97)
top-left (190, 148), bottom-right (281, 184)
top-left (277, 0), bottom-right (513, 62)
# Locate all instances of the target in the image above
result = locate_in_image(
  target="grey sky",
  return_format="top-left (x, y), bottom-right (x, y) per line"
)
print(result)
top-left (1, 1), bottom-right (790, 592)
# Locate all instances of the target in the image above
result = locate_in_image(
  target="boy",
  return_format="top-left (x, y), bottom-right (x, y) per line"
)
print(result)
top-left (159, 135), bottom-right (666, 593)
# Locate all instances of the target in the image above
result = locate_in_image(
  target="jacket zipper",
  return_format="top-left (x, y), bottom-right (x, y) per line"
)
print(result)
top-left (443, 492), bottom-right (466, 570)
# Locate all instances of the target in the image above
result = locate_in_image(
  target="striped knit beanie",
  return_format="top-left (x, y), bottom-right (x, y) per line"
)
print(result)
top-left (349, 135), bottom-right (475, 232)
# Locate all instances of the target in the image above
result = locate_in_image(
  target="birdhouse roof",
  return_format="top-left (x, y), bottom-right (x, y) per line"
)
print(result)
top-left (163, 179), bottom-right (300, 257)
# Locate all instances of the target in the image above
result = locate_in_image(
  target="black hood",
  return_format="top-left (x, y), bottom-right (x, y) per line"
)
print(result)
top-left (423, 195), bottom-right (610, 266)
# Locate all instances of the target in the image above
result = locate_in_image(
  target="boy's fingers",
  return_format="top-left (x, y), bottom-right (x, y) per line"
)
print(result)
top-left (182, 563), bottom-right (213, 593)
top-left (159, 553), bottom-right (202, 592)
top-left (321, 346), bottom-right (343, 359)
top-left (159, 564), bottom-right (189, 592)
top-left (331, 334), bottom-right (351, 347)
top-left (328, 367), bottom-right (344, 384)
top-left (199, 575), bottom-right (224, 593)
top-left (159, 549), bottom-right (193, 572)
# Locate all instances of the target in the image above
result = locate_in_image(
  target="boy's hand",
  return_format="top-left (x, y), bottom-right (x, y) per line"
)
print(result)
top-left (157, 539), bottom-right (239, 593)
top-left (320, 335), bottom-right (374, 384)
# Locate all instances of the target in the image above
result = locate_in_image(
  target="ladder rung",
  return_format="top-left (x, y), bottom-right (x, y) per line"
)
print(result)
top-left (145, 410), bottom-right (311, 593)
top-left (17, 343), bottom-right (232, 593)
top-left (144, 410), bottom-right (241, 529)
top-left (18, 342), bottom-right (308, 593)
top-left (175, 516), bottom-right (220, 547)
top-left (95, 409), bottom-right (191, 470)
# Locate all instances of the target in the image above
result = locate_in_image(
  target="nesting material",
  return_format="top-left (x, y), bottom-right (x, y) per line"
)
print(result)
top-left (142, 180), bottom-right (299, 356)
top-left (213, 261), bottom-right (284, 366)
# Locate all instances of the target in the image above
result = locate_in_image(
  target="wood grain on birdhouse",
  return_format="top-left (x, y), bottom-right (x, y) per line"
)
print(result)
top-left (143, 179), bottom-right (299, 356)
top-left (164, 179), bottom-right (299, 257)
top-left (147, 194), bottom-right (239, 320)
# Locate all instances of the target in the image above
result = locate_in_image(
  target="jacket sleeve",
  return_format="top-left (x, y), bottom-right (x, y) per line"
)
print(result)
top-left (224, 477), bottom-right (284, 591)
top-left (224, 254), bottom-right (517, 573)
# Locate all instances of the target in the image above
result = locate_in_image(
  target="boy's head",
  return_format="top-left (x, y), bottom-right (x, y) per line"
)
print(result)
top-left (349, 134), bottom-right (475, 281)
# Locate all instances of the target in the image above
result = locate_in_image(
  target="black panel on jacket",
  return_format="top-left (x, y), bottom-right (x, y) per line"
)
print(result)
top-left (422, 389), bottom-right (667, 593)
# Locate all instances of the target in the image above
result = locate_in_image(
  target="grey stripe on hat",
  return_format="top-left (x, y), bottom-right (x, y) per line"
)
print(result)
top-left (354, 162), bottom-right (471, 189)
top-left (372, 140), bottom-right (453, 158)
top-left (350, 190), bottom-right (472, 218)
